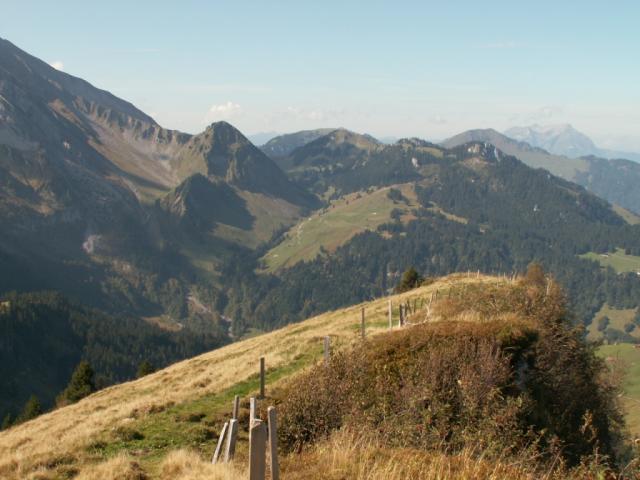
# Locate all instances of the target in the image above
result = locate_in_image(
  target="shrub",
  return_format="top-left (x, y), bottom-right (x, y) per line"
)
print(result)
top-left (278, 276), bottom-right (623, 468)
top-left (597, 316), bottom-right (610, 332)
top-left (395, 267), bottom-right (423, 293)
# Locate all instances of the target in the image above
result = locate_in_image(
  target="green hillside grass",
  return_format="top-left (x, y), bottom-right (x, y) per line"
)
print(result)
top-left (597, 343), bottom-right (640, 437)
top-left (261, 183), bottom-right (468, 272)
top-left (580, 248), bottom-right (640, 274)
top-left (260, 184), bottom-right (419, 271)
top-left (612, 204), bottom-right (640, 225)
top-left (587, 303), bottom-right (639, 341)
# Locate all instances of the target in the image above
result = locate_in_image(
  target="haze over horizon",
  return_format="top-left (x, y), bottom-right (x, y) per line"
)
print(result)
top-left (1, 0), bottom-right (639, 151)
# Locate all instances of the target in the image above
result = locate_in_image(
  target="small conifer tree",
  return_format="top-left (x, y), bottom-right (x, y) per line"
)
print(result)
top-left (396, 266), bottom-right (423, 293)
top-left (1, 412), bottom-right (13, 430)
top-left (57, 360), bottom-right (95, 406)
top-left (17, 395), bottom-right (42, 423)
top-left (136, 360), bottom-right (155, 378)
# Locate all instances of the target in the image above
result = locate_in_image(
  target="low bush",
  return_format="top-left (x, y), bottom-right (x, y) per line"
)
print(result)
top-left (278, 275), bottom-right (624, 469)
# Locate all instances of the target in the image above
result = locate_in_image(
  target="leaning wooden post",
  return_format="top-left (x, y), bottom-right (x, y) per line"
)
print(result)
top-left (259, 357), bottom-right (265, 399)
top-left (267, 406), bottom-right (280, 480)
top-left (250, 397), bottom-right (257, 424)
top-left (249, 419), bottom-right (267, 480)
top-left (224, 418), bottom-right (238, 462)
top-left (360, 307), bottom-right (365, 339)
top-left (388, 300), bottom-right (392, 329)
top-left (324, 336), bottom-right (330, 365)
top-left (211, 421), bottom-right (229, 464)
top-left (232, 395), bottom-right (240, 420)
top-left (399, 304), bottom-right (404, 327)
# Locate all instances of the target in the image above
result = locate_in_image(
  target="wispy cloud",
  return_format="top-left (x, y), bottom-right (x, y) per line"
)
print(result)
top-left (203, 101), bottom-right (243, 124)
top-left (49, 60), bottom-right (64, 71)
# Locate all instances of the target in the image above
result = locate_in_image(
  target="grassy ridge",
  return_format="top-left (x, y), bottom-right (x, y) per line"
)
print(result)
top-left (1, 274), bottom-right (475, 479)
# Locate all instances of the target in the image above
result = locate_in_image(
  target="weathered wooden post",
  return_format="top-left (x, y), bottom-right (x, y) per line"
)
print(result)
top-left (259, 357), bottom-right (265, 399)
top-left (250, 397), bottom-right (257, 424)
top-left (211, 421), bottom-right (229, 464)
top-left (388, 300), bottom-right (392, 329)
top-left (399, 304), bottom-right (404, 327)
top-left (232, 395), bottom-right (240, 420)
top-left (267, 406), bottom-right (280, 480)
top-left (360, 307), bottom-right (365, 339)
top-left (477, 269), bottom-right (480, 278)
top-left (324, 336), bottom-right (330, 365)
top-left (224, 418), bottom-right (238, 462)
top-left (249, 419), bottom-right (267, 480)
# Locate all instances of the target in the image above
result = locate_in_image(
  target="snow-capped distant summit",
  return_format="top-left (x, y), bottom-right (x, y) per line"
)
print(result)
top-left (504, 124), bottom-right (640, 162)
top-left (504, 124), bottom-right (597, 158)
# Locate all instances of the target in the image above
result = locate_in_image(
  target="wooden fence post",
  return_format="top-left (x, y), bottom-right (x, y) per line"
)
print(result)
top-left (399, 304), bottom-right (404, 327)
top-left (259, 357), bottom-right (265, 399)
top-left (249, 419), bottom-right (267, 480)
top-left (267, 406), bottom-right (280, 480)
top-left (211, 421), bottom-right (228, 464)
top-left (224, 418), bottom-right (238, 462)
top-left (388, 300), bottom-right (392, 329)
top-left (250, 397), bottom-right (257, 424)
top-left (324, 336), bottom-right (330, 365)
top-left (232, 395), bottom-right (240, 420)
top-left (361, 307), bottom-right (365, 339)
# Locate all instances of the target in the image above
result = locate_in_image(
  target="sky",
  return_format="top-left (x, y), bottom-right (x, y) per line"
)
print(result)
top-left (2, 0), bottom-right (639, 150)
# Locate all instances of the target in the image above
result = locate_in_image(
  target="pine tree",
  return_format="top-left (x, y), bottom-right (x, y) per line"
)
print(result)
top-left (57, 360), bottom-right (95, 406)
top-left (396, 266), bottom-right (423, 293)
top-left (136, 360), bottom-right (155, 378)
top-left (17, 395), bottom-right (42, 423)
top-left (1, 412), bottom-right (13, 430)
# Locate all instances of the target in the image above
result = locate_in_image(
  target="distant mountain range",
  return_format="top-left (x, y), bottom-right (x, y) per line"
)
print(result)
top-left (3, 37), bottom-right (640, 418)
top-left (442, 128), bottom-right (640, 215)
top-left (260, 128), bottom-right (337, 157)
top-left (504, 124), bottom-right (640, 162)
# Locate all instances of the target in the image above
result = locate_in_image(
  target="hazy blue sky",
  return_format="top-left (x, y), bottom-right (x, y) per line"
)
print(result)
top-left (2, 1), bottom-right (639, 149)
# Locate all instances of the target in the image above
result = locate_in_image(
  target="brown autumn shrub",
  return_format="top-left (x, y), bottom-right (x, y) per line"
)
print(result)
top-left (278, 274), bottom-right (624, 469)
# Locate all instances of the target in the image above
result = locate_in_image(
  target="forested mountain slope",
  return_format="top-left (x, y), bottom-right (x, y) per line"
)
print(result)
top-left (443, 128), bottom-right (640, 214)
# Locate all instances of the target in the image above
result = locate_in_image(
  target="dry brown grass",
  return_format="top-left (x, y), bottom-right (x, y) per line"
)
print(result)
top-left (158, 450), bottom-right (243, 479)
top-left (280, 429), bottom-right (557, 480)
top-left (0, 273), bottom-right (509, 479)
top-left (74, 453), bottom-right (146, 480)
